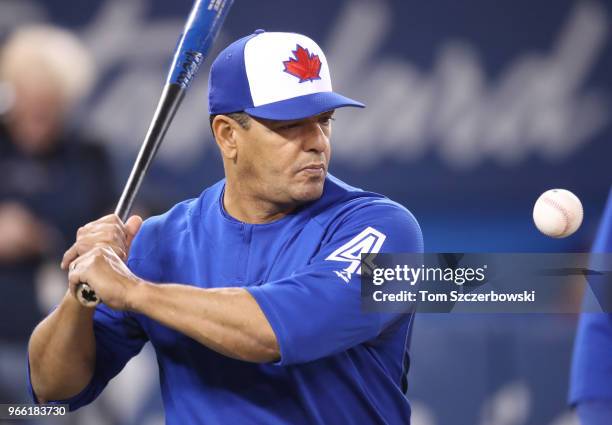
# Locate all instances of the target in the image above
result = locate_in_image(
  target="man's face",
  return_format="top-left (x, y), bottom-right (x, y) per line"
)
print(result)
top-left (233, 111), bottom-right (334, 206)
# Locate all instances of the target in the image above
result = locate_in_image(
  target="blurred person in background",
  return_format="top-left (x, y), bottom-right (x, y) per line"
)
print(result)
top-left (0, 25), bottom-right (115, 402)
top-left (569, 187), bottom-right (612, 425)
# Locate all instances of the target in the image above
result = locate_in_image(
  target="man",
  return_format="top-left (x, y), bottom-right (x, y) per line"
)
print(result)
top-left (28, 31), bottom-right (423, 424)
top-left (569, 187), bottom-right (612, 425)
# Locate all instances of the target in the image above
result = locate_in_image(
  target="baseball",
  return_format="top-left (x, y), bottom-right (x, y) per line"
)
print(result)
top-left (533, 189), bottom-right (583, 238)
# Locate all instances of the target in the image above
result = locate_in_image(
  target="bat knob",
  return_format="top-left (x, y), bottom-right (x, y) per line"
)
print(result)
top-left (76, 283), bottom-right (101, 307)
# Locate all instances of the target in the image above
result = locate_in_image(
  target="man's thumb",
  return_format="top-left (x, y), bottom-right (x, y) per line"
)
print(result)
top-left (125, 215), bottom-right (143, 241)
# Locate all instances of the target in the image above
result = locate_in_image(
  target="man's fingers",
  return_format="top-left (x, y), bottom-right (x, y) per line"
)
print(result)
top-left (66, 225), bottom-right (129, 262)
top-left (61, 243), bottom-right (79, 270)
top-left (109, 244), bottom-right (127, 261)
top-left (67, 260), bottom-right (84, 295)
top-left (62, 240), bottom-right (127, 270)
top-left (97, 213), bottom-right (126, 227)
top-left (89, 224), bottom-right (127, 241)
top-left (78, 214), bottom-right (126, 236)
top-left (66, 215), bottom-right (132, 269)
top-left (67, 247), bottom-right (104, 290)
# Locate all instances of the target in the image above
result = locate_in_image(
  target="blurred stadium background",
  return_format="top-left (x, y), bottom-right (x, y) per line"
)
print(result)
top-left (0, 0), bottom-right (610, 424)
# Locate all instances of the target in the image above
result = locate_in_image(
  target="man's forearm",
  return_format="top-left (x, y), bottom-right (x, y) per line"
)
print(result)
top-left (128, 281), bottom-right (279, 363)
top-left (28, 292), bottom-right (96, 403)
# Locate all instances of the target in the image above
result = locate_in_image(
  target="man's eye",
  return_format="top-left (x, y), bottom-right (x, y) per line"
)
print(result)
top-left (320, 117), bottom-right (335, 125)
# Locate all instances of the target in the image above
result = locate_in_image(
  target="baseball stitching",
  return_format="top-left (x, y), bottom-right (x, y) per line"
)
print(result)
top-left (541, 196), bottom-right (572, 236)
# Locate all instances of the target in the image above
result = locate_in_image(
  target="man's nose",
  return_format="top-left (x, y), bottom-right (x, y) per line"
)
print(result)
top-left (301, 121), bottom-right (328, 153)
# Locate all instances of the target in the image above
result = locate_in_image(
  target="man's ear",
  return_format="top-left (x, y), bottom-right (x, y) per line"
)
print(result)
top-left (212, 115), bottom-right (240, 160)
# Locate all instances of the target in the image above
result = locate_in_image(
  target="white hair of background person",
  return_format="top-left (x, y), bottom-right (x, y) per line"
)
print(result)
top-left (0, 24), bottom-right (96, 113)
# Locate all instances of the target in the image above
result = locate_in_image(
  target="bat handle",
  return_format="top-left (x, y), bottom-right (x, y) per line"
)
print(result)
top-left (76, 283), bottom-right (101, 307)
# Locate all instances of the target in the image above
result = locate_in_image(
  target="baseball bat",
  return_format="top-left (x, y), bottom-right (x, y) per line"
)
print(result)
top-left (76, 0), bottom-right (234, 307)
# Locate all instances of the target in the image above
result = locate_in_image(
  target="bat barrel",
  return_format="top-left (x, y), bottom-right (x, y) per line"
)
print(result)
top-left (168, 0), bottom-right (234, 88)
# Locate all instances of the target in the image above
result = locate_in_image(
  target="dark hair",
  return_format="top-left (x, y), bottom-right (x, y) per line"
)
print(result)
top-left (209, 112), bottom-right (251, 131)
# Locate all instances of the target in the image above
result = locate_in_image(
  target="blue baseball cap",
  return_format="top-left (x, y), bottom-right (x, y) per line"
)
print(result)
top-left (208, 30), bottom-right (365, 120)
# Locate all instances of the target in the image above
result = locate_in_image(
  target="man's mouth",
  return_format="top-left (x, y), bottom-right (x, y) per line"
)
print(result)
top-left (299, 163), bottom-right (326, 175)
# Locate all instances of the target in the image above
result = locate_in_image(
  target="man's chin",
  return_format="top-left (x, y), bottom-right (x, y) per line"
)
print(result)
top-left (293, 181), bottom-right (325, 203)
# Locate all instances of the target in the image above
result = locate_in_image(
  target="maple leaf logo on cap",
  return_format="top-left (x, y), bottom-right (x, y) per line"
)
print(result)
top-left (283, 44), bottom-right (322, 83)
